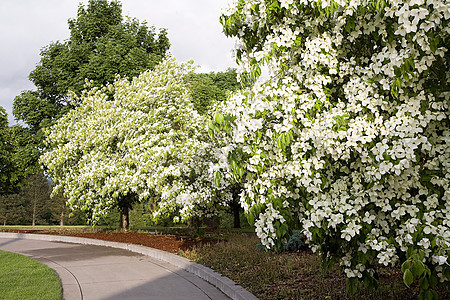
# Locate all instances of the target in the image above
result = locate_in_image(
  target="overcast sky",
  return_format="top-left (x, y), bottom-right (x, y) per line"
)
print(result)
top-left (0, 0), bottom-right (237, 125)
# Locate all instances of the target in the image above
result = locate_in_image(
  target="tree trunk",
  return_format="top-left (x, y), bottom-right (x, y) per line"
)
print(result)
top-left (233, 203), bottom-right (241, 228)
top-left (119, 205), bottom-right (129, 232)
top-left (32, 180), bottom-right (37, 226)
top-left (60, 205), bottom-right (64, 226)
top-left (32, 201), bottom-right (36, 226)
top-left (118, 194), bottom-right (134, 231)
top-left (231, 184), bottom-right (242, 229)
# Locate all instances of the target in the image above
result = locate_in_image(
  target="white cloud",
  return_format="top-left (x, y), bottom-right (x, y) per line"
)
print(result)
top-left (0, 0), bottom-right (237, 124)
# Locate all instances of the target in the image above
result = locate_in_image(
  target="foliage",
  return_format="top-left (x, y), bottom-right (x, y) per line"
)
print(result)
top-left (284, 230), bottom-right (308, 252)
top-left (40, 58), bottom-right (233, 229)
top-left (257, 230), bottom-right (308, 252)
top-left (129, 202), bottom-right (153, 228)
top-left (217, 0), bottom-right (449, 297)
top-left (189, 69), bottom-right (241, 115)
top-left (8, 125), bottom-right (42, 175)
top-left (0, 250), bottom-right (61, 300)
top-left (0, 194), bottom-right (28, 226)
top-left (219, 210), bottom-right (251, 229)
top-left (0, 107), bottom-right (30, 196)
top-left (0, 172), bottom-right (73, 226)
top-left (13, 0), bottom-right (170, 133)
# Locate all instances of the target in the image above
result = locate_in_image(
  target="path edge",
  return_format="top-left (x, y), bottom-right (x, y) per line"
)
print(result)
top-left (0, 232), bottom-right (258, 300)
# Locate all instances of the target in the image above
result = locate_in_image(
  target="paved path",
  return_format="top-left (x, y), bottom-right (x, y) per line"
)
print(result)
top-left (0, 237), bottom-right (230, 300)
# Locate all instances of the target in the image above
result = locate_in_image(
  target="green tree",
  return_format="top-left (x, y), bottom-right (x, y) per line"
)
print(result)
top-left (0, 172), bottom-right (69, 226)
top-left (9, 125), bottom-right (41, 176)
top-left (0, 107), bottom-right (24, 196)
top-left (25, 173), bottom-right (53, 226)
top-left (13, 0), bottom-right (170, 133)
top-left (0, 194), bottom-right (28, 225)
top-left (189, 69), bottom-right (241, 115)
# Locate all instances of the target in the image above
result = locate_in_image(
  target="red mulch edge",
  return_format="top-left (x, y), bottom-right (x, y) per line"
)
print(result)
top-left (0, 229), bottom-right (213, 253)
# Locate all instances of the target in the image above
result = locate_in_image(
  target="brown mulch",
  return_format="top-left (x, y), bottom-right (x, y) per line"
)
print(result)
top-left (0, 229), bottom-right (212, 253)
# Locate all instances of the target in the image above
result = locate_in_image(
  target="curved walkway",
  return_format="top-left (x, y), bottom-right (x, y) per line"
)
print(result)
top-left (0, 233), bottom-right (258, 300)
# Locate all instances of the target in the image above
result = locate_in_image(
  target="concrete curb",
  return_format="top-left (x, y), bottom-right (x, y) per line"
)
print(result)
top-left (0, 232), bottom-right (258, 300)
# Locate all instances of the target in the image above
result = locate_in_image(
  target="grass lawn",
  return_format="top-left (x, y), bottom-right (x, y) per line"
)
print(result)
top-left (0, 250), bottom-right (62, 300)
top-left (179, 233), bottom-right (449, 300)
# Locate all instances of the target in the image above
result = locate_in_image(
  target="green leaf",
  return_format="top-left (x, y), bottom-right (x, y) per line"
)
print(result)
top-left (214, 113), bottom-right (224, 125)
top-left (277, 134), bottom-right (284, 150)
top-left (424, 289), bottom-right (438, 300)
top-left (214, 171), bottom-right (222, 187)
top-left (444, 266), bottom-right (450, 279)
top-left (430, 238), bottom-right (436, 248)
top-left (429, 275), bottom-right (438, 288)
top-left (401, 260), bottom-right (410, 273)
top-left (285, 130), bottom-right (292, 145)
top-left (418, 250), bottom-right (425, 261)
top-left (403, 269), bottom-right (414, 287)
top-left (208, 121), bottom-right (215, 131)
top-left (407, 247), bottom-right (416, 258)
top-left (411, 261), bottom-right (425, 277)
top-left (419, 276), bottom-right (429, 290)
top-left (280, 223), bottom-right (288, 236)
top-left (246, 212), bottom-right (255, 226)
top-left (347, 277), bottom-right (358, 294)
top-left (237, 166), bottom-right (245, 179)
top-left (208, 128), bottom-right (215, 138)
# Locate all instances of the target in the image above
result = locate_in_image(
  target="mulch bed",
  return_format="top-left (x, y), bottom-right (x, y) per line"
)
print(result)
top-left (0, 229), bottom-right (212, 253)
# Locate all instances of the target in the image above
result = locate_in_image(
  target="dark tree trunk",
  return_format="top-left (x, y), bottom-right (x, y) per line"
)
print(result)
top-left (233, 203), bottom-right (241, 228)
top-left (118, 194), bottom-right (134, 231)
top-left (32, 184), bottom-right (37, 226)
top-left (231, 183), bottom-right (242, 228)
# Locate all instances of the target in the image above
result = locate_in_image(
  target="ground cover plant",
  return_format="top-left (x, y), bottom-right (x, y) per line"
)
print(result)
top-left (0, 250), bottom-right (62, 300)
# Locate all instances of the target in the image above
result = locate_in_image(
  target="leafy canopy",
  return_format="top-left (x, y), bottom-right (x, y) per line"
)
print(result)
top-left (0, 107), bottom-right (40, 196)
top-left (13, 0), bottom-right (170, 132)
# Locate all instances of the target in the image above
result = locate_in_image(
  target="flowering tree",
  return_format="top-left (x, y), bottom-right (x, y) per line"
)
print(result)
top-left (41, 58), bottom-right (239, 230)
top-left (217, 0), bottom-right (449, 296)
top-left (41, 59), bottom-right (223, 229)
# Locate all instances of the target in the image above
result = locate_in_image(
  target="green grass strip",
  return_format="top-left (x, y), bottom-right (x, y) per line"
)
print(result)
top-left (0, 250), bottom-right (62, 300)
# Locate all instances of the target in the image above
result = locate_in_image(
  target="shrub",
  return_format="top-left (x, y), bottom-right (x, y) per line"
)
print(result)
top-left (215, 0), bottom-right (450, 297)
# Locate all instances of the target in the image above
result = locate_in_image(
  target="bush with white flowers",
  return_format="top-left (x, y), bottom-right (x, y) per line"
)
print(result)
top-left (217, 0), bottom-right (449, 296)
top-left (41, 58), bottom-right (232, 228)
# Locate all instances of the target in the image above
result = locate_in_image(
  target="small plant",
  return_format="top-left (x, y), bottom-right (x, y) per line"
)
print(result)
top-left (284, 230), bottom-right (308, 252)
top-left (257, 230), bottom-right (309, 252)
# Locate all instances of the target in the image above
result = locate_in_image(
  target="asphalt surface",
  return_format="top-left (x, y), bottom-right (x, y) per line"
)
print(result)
top-left (0, 237), bottom-right (230, 300)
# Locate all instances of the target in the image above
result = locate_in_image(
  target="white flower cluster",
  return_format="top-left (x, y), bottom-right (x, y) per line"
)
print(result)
top-left (221, 0), bottom-right (449, 287)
